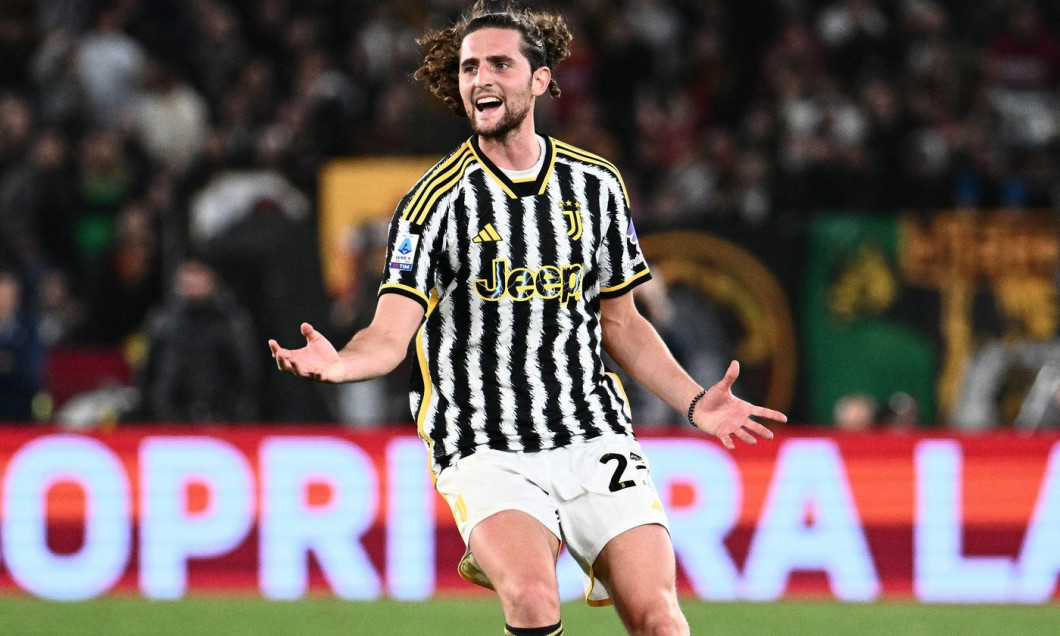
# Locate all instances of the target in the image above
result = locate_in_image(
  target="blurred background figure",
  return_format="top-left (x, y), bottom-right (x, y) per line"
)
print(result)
top-left (78, 201), bottom-right (163, 345)
top-left (74, 2), bottom-right (145, 129)
top-left (203, 196), bottom-right (334, 422)
top-left (135, 258), bottom-right (258, 423)
top-left (624, 272), bottom-right (733, 426)
top-left (833, 392), bottom-right (878, 432)
top-left (0, 272), bottom-right (43, 422)
top-left (881, 390), bottom-right (919, 431)
top-left (952, 277), bottom-right (1060, 431)
top-left (131, 58), bottom-right (209, 172)
top-left (0, 126), bottom-right (80, 279)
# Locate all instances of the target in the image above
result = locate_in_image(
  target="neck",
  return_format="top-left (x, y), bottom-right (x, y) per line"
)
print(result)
top-left (475, 118), bottom-right (540, 171)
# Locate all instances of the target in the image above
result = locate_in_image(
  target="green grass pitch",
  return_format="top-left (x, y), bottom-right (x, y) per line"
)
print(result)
top-left (0, 597), bottom-right (1058, 635)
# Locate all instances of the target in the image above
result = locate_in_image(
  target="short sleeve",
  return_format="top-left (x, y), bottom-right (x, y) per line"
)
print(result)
top-left (377, 196), bottom-right (438, 310)
top-left (597, 183), bottom-right (651, 298)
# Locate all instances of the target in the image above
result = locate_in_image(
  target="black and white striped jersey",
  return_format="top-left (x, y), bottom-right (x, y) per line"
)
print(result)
top-left (378, 134), bottom-right (651, 476)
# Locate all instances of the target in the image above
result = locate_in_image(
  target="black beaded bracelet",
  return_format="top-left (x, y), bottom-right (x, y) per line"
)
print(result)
top-left (687, 389), bottom-right (707, 428)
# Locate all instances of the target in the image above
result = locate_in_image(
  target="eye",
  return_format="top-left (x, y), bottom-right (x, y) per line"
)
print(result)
top-left (462, 64), bottom-right (477, 74)
top-left (494, 62), bottom-right (510, 71)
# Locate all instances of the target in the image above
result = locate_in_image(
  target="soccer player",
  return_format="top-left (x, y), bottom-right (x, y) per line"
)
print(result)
top-left (270, 2), bottom-right (785, 634)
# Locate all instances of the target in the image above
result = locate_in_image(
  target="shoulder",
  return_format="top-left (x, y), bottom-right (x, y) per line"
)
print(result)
top-left (551, 138), bottom-right (623, 178)
top-left (398, 140), bottom-right (477, 227)
top-left (550, 138), bottom-right (630, 205)
top-left (418, 140), bottom-right (478, 183)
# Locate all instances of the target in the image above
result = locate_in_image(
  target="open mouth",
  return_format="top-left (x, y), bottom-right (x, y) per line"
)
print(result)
top-left (475, 95), bottom-right (503, 114)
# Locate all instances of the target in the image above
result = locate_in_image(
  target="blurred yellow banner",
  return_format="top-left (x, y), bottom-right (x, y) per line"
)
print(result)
top-left (318, 157), bottom-right (437, 297)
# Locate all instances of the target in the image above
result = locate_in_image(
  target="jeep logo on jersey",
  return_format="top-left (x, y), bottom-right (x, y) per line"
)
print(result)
top-left (475, 259), bottom-right (583, 304)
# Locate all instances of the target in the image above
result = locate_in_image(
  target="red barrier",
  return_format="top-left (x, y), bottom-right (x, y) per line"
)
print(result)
top-left (0, 427), bottom-right (1057, 602)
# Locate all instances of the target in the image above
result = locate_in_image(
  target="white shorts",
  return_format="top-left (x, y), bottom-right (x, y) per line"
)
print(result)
top-left (435, 434), bottom-right (670, 606)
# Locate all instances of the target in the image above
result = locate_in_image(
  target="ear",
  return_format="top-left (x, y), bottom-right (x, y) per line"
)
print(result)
top-left (530, 66), bottom-right (551, 97)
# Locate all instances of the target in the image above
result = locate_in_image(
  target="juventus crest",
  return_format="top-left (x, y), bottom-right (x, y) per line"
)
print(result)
top-left (560, 200), bottom-right (583, 241)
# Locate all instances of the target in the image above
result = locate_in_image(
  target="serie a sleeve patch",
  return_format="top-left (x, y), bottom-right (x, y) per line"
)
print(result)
top-left (389, 234), bottom-right (419, 271)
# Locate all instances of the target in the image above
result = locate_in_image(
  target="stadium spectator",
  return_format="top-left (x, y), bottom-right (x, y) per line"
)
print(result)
top-left (74, 129), bottom-right (146, 268)
top-left (881, 390), bottom-right (920, 430)
top-left (0, 271), bottom-right (43, 422)
top-left (77, 201), bottom-right (163, 345)
top-left (204, 197), bottom-right (334, 422)
top-left (0, 93), bottom-right (35, 175)
top-left (0, 2), bottom-right (38, 94)
top-left (952, 277), bottom-right (1060, 431)
top-left (73, 3), bottom-right (146, 128)
top-left (833, 392), bottom-right (879, 432)
top-left (187, 1), bottom-right (248, 111)
top-left (981, 1), bottom-right (1060, 205)
top-left (985, 2), bottom-right (1060, 95)
top-left (36, 269), bottom-right (84, 348)
top-left (815, 0), bottom-right (892, 85)
top-left (626, 272), bottom-right (735, 426)
top-left (131, 59), bottom-right (210, 171)
top-left (0, 127), bottom-right (80, 277)
top-left (858, 77), bottom-right (906, 209)
top-left (136, 257), bottom-right (259, 423)
top-left (29, 31), bottom-right (84, 129)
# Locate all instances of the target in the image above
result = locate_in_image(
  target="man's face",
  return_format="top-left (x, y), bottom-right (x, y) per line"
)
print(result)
top-left (177, 261), bottom-right (215, 305)
top-left (458, 27), bottom-right (548, 140)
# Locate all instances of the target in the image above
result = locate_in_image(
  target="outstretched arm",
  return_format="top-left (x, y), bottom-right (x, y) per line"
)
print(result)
top-left (600, 292), bottom-right (786, 449)
top-left (268, 294), bottom-right (425, 384)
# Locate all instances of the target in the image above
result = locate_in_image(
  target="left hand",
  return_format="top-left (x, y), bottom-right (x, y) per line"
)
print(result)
top-left (691, 360), bottom-right (786, 450)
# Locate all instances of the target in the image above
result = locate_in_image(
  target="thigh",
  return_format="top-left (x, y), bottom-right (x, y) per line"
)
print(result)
top-left (470, 510), bottom-right (564, 628)
top-left (556, 435), bottom-right (669, 604)
top-left (593, 523), bottom-right (678, 599)
top-left (469, 509), bottom-right (562, 592)
top-left (593, 524), bottom-right (686, 632)
top-left (436, 449), bottom-right (563, 590)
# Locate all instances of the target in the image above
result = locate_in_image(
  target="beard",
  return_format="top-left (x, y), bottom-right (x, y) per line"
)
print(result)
top-left (468, 94), bottom-right (533, 141)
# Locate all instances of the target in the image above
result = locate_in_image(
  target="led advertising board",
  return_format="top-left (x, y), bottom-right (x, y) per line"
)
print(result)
top-left (0, 429), bottom-right (1057, 603)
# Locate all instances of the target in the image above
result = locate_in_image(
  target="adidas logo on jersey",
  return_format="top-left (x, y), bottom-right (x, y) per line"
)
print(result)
top-left (472, 223), bottom-right (504, 243)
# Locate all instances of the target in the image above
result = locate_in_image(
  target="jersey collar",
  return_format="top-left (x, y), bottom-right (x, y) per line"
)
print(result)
top-left (469, 134), bottom-right (556, 199)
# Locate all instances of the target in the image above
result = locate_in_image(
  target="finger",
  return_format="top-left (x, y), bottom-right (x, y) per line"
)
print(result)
top-left (716, 360), bottom-right (740, 392)
top-left (734, 429), bottom-right (758, 445)
top-left (301, 322), bottom-right (320, 341)
top-left (268, 339), bottom-right (281, 356)
top-left (744, 420), bottom-right (774, 439)
top-left (753, 407), bottom-right (788, 423)
top-left (718, 433), bottom-right (735, 450)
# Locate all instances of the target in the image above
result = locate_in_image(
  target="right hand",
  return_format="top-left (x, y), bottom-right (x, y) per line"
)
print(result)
top-left (268, 322), bottom-right (347, 383)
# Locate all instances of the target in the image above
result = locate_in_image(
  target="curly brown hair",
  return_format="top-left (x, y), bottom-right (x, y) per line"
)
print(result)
top-left (414, 0), bottom-right (573, 118)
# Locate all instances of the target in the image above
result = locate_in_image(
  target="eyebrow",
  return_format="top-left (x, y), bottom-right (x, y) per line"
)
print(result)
top-left (461, 54), bottom-right (519, 67)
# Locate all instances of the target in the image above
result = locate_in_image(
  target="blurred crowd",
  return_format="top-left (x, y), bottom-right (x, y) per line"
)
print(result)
top-left (0, 0), bottom-right (1057, 426)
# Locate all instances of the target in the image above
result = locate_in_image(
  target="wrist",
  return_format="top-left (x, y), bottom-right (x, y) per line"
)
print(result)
top-left (687, 388), bottom-right (707, 428)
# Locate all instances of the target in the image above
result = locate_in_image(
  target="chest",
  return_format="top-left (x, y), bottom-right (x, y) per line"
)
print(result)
top-left (453, 182), bottom-right (605, 263)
